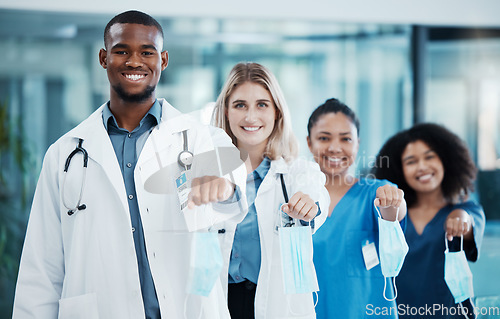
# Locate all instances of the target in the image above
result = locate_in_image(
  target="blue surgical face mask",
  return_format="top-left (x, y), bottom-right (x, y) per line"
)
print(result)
top-left (187, 231), bottom-right (223, 297)
top-left (278, 205), bottom-right (319, 295)
top-left (375, 203), bottom-right (409, 301)
top-left (444, 235), bottom-right (474, 305)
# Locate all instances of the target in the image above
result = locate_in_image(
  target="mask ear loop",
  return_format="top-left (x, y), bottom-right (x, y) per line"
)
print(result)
top-left (313, 291), bottom-right (319, 307)
top-left (444, 233), bottom-right (464, 252)
top-left (445, 232), bottom-right (449, 252)
top-left (284, 291), bottom-right (319, 316)
top-left (383, 277), bottom-right (398, 301)
top-left (374, 199), bottom-right (400, 302)
top-left (459, 302), bottom-right (471, 319)
top-left (373, 199), bottom-right (400, 221)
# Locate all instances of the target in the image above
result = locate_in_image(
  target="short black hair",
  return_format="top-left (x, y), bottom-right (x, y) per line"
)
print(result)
top-left (103, 10), bottom-right (164, 48)
top-left (372, 123), bottom-right (477, 207)
top-left (307, 98), bottom-right (360, 136)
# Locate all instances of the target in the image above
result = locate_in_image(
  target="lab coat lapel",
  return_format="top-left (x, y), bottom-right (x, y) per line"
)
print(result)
top-left (67, 104), bottom-right (128, 215)
top-left (257, 158), bottom-right (288, 197)
top-left (66, 100), bottom-right (195, 217)
top-left (256, 158), bottom-right (289, 263)
top-left (136, 99), bottom-right (192, 169)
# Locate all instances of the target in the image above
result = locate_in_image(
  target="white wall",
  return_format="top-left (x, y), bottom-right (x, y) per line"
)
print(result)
top-left (0, 0), bottom-right (499, 27)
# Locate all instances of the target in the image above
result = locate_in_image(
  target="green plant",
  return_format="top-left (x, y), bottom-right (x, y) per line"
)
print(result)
top-left (0, 99), bottom-right (35, 317)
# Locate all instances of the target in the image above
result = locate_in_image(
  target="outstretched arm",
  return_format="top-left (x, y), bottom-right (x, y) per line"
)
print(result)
top-left (445, 209), bottom-right (473, 241)
top-left (375, 184), bottom-right (407, 221)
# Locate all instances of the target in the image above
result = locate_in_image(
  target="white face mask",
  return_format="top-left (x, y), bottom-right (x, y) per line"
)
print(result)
top-left (277, 174), bottom-right (319, 296)
top-left (444, 235), bottom-right (474, 304)
top-left (187, 231), bottom-right (223, 297)
top-left (375, 203), bottom-right (409, 301)
top-left (278, 222), bottom-right (319, 295)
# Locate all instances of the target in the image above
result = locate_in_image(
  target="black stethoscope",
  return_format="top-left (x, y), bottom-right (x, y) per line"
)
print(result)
top-left (62, 138), bottom-right (88, 216)
top-left (64, 130), bottom-right (193, 216)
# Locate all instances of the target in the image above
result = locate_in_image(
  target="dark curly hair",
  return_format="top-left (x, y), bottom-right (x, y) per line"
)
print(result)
top-left (371, 123), bottom-right (477, 207)
top-left (104, 10), bottom-right (164, 48)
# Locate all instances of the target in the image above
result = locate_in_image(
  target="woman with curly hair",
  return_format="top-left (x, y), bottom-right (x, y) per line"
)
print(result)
top-left (372, 123), bottom-right (485, 319)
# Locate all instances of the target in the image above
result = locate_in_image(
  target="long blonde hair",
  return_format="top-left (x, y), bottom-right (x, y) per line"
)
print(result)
top-left (212, 62), bottom-right (298, 161)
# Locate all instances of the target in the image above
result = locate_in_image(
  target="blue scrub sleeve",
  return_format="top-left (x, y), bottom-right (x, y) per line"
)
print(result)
top-left (462, 201), bottom-right (486, 261)
top-left (448, 201), bottom-right (485, 261)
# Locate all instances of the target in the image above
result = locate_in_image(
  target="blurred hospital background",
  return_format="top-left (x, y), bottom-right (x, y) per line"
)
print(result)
top-left (0, 1), bottom-right (499, 317)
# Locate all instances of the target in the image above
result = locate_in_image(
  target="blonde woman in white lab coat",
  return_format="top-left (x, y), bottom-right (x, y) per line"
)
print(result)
top-left (212, 62), bottom-right (330, 319)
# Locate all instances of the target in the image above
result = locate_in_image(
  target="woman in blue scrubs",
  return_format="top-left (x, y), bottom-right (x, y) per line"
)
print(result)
top-left (372, 123), bottom-right (485, 319)
top-left (307, 98), bottom-right (407, 318)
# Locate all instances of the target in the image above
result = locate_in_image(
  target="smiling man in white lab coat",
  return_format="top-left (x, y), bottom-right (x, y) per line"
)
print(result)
top-left (12, 10), bottom-right (247, 319)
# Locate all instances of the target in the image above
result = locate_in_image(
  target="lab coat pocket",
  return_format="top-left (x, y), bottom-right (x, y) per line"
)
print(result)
top-left (59, 292), bottom-right (99, 319)
top-left (346, 230), bottom-right (383, 278)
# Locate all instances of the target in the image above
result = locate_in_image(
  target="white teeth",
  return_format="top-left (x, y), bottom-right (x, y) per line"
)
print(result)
top-left (243, 127), bottom-right (260, 131)
top-left (417, 174), bottom-right (432, 181)
top-left (327, 157), bottom-right (341, 163)
top-left (125, 74), bottom-right (145, 81)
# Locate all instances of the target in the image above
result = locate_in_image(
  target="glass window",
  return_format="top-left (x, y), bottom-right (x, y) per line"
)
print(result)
top-left (425, 34), bottom-right (500, 219)
top-left (0, 10), bottom-right (412, 174)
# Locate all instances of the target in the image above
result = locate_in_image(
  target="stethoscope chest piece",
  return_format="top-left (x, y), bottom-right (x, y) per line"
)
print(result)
top-left (178, 130), bottom-right (193, 170)
top-left (178, 150), bottom-right (194, 170)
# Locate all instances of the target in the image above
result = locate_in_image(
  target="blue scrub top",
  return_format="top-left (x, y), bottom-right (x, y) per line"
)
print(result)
top-left (313, 178), bottom-right (403, 319)
top-left (396, 201), bottom-right (485, 319)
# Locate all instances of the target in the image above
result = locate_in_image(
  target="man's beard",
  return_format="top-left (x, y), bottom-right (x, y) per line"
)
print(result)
top-left (113, 84), bottom-right (155, 103)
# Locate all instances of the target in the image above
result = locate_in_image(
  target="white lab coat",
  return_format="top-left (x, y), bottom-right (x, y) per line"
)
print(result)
top-left (220, 158), bottom-right (330, 319)
top-left (12, 99), bottom-right (248, 319)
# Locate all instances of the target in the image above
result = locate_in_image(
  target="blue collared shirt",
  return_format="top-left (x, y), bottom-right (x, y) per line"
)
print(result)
top-left (103, 100), bottom-right (161, 319)
top-left (228, 157), bottom-right (271, 284)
